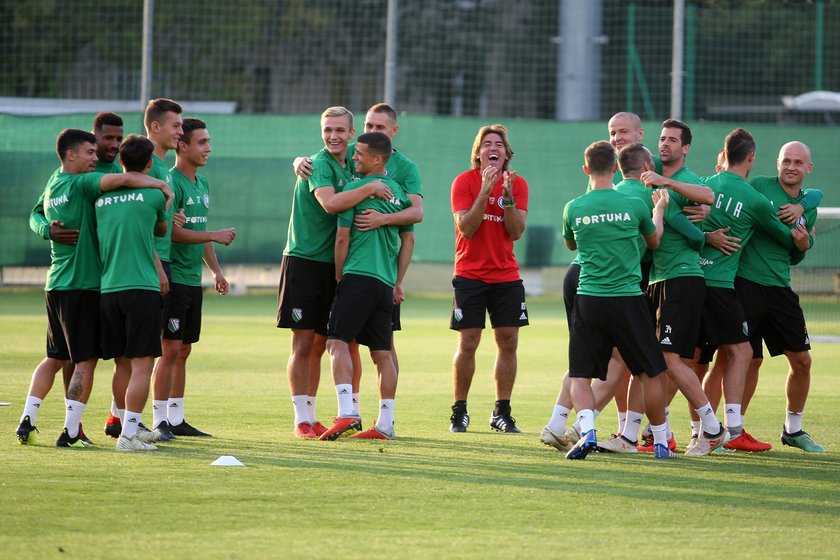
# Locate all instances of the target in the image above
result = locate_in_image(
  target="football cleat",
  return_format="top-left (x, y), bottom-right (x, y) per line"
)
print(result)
top-left (781, 429), bottom-right (825, 453)
top-left (350, 426), bottom-right (395, 440)
top-left (104, 413), bottom-right (122, 438)
top-left (566, 429), bottom-right (598, 460)
top-left (77, 424), bottom-right (94, 447)
top-left (685, 424), bottom-right (730, 456)
top-left (724, 429), bottom-right (772, 452)
top-left (449, 407), bottom-right (470, 433)
top-left (490, 412), bottom-right (521, 434)
top-left (597, 434), bottom-right (638, 454)
top-left (169, 419), bottom-right (212, 437)
top-left (116, 434), bottom-right (157, 452)
top-left (311, 421), bottom-right (328, 437)
top-left (637, 434), bottom-right (677, 452)
top-left (654, 443), bottom-right (676, 459)
top-left (136, 423), bottom-right (161, 444)
top-left (540, 426), bottom-right (574, 452)
top-left (154, 421), bottom-right (176, 442)
top-left (294, 422), bottom-right (318, 439)
top-left (16, 416), bottom-right (39, 445)
top-left (319, 416), bottom-right (363, 441)
top-left (56, 428), bottom-right (87, 448)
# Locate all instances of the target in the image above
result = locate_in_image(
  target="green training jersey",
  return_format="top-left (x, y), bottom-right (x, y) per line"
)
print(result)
top-left (337, 174), bottom-right (410, 287)
top-left (649, 166), bottom-right (705, 283)
top-left (95, 160), bottom-right (123, 174)
top-left (42, 171), bottom-right (104, 291)
top-left (284, 148), bottom-right (357, 263)
top-left (563, 188), bottom-right (655, 297)
top-left (614, 178), bottom-right (654, 264)
top-left (150, 154), bottom-right (175, 262)
top-left (737, 176), bottom-right (817, 287)
top-left (169, 168), bottom-right (211, 286)
top-left (699, 171), bottom-right (796, 289)
top-left (96, 187), bottom-right (166, 293)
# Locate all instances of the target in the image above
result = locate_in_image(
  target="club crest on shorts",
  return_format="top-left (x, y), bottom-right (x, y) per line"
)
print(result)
top-left (168, 318), bottom-right (180, 333)
top-left (742, 321), bottom-right (749, 336)
top-left (453, 308), bottom-right (463, 322)
top-left (292, 308), bottom-right (303, 322)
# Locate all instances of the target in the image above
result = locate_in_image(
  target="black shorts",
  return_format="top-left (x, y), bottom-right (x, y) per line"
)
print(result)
top-left (736, 276), bottom-right (811, 359)
top-left (45, 290), bottom-right (101, 363)
top-left (101, 290), bottom-right (163, 359)
top-left (327, 274), bottom-right (394, 351)
top-left (569, 294), bottom-right (665, 380)
top-left (640, 259), bottom-right (652, 292)
top-left (563, 264), bottom-right (581, 330)
top-left (163, 282), bottom-right (203, 343)
top-left (277, 255), bottom-right (336, 335)
top-left (450, 276), bottom-right (529, 330)
top-left (698, 286), bottom-right (749, 348)
top-left (392, 303), bottom-right (402, 332)
top-left (647, 276), bottom-right (705, 359)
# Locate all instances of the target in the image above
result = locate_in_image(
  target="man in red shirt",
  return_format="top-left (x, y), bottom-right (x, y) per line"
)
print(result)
top-left (449, 124), bottom-right (529, 433)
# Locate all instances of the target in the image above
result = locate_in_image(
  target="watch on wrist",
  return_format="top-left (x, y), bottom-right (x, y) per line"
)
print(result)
top-left (503, 197), bottom-right (516, 208)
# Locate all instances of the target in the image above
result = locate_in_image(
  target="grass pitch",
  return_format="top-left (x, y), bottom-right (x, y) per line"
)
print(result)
top-left (1, 290), bottom-right (839, 559)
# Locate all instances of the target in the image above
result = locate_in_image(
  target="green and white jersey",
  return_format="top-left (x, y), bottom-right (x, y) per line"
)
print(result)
top-left (337, 174), bottom-right (410, 287)
top-left (169, 168), bottom-right (211, 287)
top-left (614, 178), bottom-right (654, 264)
top-left (699, 171), bottom-right (796, 289)
top-left (563, 188), bottom-right (655, 297)
top-left (650, 166), bottom-right (705, 283)
top-left (42, 171), bottom-right (104, 291)
top-left (150, 154), bottom-right (175, 262)
top-left (737, 176), bottom-right (817, 287)
top-left (95, 160), bottom-right (123, 174)
top-left (284, 148), bottom-right (358, 263)
top-left (95, 187), bottom-right (166, 293)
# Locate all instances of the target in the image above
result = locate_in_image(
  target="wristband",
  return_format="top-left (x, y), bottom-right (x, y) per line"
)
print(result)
top-left (503, 197), bottom-right (516, 208)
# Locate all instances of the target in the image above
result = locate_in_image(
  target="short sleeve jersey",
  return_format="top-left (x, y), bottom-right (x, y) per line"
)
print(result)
top-left (563, 188), bottom-right (655, 297)
top-left (699, 171), bottom-right (796, 288)
top-left (42, 171), bottom-right (104, 291)
top-left (95, 187), bottom-right (166, 293)
top-left (169, 168), bottom-right (211, 286)
top-left (283, 148), bottom-right (357, 263)
top-left (650, 166), bottom-right (705, 283)
top-left (614, 178), bottom-right (654, 263)
top-left (737, 175), bottom-right (817, 287)
top-left (451, 168), bottom-right (529, 283)
top-left (337, 175), bottom-right (410, 287)
top-left (95, 160), bottom-right (123, 174)
top-left (150, 154), bottom-right (175, 262)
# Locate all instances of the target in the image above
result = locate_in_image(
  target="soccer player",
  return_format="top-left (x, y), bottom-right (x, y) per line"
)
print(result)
top-left (449, 124), bottom-right (528, 434)
top-left (15, 129), bottom-right (170, 447)
top-left (279, 106), bottom-right (393, 439)
top-left (562, 141), bottom-right (671, 460)
top-left (319, 132), bottom-right (410, 440)
top-left (294, 103), bottom-right (423, 415)
top-left (155, 117), bottom-right (236, 438)
top-left (644, 128), bottom-right (812, 452)
top-left (96, 134), bottom-right (169, 451)
top-left (145, 98), bottom-right (184, 441)
top-left (734, 141), bottom-right (823, 452)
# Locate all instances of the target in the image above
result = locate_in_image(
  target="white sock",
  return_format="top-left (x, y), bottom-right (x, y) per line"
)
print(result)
top-left (547, 404), bottom-right (571, 433)
top-left (690, 420), bottom-right (702, 437)
top-left (110, 399), bottom-right (119, 417)
top-left (123, 411), bottom-right (141, 438)
top-left (724, 403), bottom-right (742, 433)
top-left (617, 411), bottom-right (627, 435)
top-left (651, 422), bottom-right (668, 446)
top-left (695, 402), bottom-right (719, 434)
top-left (63, 399), bottom-right (85, 438)
top-left (352, 393), bottom-right (361, 415)
top-left (336, 384), bottom-right (355, 417)
top-left (785, 410), bottom-right (803, 434)
top-left (291, 395), bottom-right (309, 425)
top-left (621, 410), bottom-right (644, 442)
top-left (376, 399), bottom-right (395, 433)
top-left (116, 408), bottom-right (125, 422)
top-left (153, 400), bottom-right (168, 428)
top-left (577, 409), bottom-right (595, 435)
top-left (306, 396), bottom-right (317, 424)
top-left (21, 396), bottom-right (43, 425)
top-left (664, 406), bottom-right (673, 439)
top-left (168, 397), bottom-right (185, 426)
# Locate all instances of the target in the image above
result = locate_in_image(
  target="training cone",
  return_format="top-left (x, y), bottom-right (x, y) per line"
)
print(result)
top-left (211, 455), bottom-right (244, 467)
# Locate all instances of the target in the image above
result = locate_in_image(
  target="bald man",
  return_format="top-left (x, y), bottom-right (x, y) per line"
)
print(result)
top-left (734, 141), bottom-right (824, 452)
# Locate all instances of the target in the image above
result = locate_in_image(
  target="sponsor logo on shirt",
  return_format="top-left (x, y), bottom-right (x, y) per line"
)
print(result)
top-left (96, 192), bottom-right (146, 206)
top-left (46, 194), bottom-right (69, 209)
top-left (574, 212), bottom-right (632, 226)
top-left (483, 214), bottom-right (504, 222)
top-left (186, 216), bottom-right (208, 224)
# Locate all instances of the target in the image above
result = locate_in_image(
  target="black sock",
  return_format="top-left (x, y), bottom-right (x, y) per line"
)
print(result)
top-left (452, 400), bottom-right (467, 413)
top-left (494, 400), bottom-right (511, 416)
